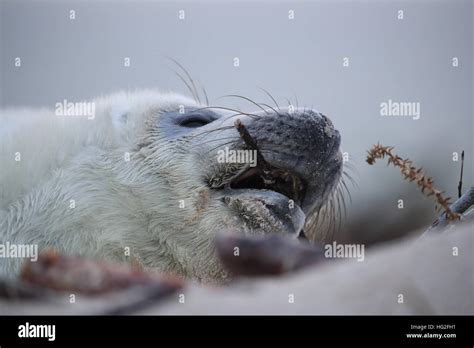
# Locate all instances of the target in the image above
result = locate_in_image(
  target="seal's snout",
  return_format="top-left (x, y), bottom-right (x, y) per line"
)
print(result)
top-left (232, 108), bottom-right (342, 215)
top-left (211, 106), bottom-right (342, 238)
top-left (245, 108), bottom-right (341, 181)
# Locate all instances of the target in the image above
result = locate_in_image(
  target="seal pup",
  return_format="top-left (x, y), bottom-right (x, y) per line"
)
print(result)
top-left (0, 89), bottom-right (343, 282)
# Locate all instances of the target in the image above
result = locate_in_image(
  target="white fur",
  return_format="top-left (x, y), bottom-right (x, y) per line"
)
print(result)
top-left (0, 90), bottom-right (237, 281)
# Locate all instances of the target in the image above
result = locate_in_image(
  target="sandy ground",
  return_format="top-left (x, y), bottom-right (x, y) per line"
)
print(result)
top-left (1, 220), bottom-right (472, 315)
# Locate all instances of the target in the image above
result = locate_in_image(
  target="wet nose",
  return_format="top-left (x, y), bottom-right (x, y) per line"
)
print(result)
top-left (244, 108), bottom-right (340, 177)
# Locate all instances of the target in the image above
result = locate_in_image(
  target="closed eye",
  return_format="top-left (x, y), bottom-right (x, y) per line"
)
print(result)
top-left (178, 113), bottom-right (215, 128)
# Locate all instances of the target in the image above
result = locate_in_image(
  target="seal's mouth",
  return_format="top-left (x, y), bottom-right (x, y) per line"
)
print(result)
top-left (212, 161), bottom-right (308, 237)
top-left (203, 109), bottom-right (343, 238)
top-left (229, 166), bottom-right (307, 208)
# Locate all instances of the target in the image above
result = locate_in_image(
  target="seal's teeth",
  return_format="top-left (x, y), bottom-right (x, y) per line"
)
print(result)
top-left (215, 161), bottom-right (308, 207)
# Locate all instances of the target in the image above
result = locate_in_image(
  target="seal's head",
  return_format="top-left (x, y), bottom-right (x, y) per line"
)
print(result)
top-left (99, 91), bottom-right (342, 281)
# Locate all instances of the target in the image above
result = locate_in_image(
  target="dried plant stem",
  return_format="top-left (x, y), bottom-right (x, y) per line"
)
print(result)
top-left (458, 150), bottom-right (464, 198)
top-left (234, 119), bottom-right (258, 152)
top-left (234, 119), bottom-right (274, 183)
top-left (366, 144), bottom-right (460, 221)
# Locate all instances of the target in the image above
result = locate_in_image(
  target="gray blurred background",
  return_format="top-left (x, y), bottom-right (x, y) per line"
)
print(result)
top-left (1, 0), bottom-right (472, 244)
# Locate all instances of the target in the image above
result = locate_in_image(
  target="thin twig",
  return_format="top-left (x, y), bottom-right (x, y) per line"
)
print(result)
top-left (458, 150), bottom-right (464, 198)
top-left (234, 119), bottom-right (274, 183)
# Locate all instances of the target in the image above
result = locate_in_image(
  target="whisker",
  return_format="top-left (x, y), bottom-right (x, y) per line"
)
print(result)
top-left (343, 170), bottom-right (358, 190)
top-left (204, 140), bottom-right (239, 155)
top-left (185, 109), bottom-right (266, 142)
top-left (340, 177), bottom-right (353, 204)
top-left (201, 85), bottom-right (210, 106)
top-left (219, 95), bottom-right (268, 114)
top-left (294, 94), bottom-right (299, 109)
top-left (258, 102), bottom-right (280, 115)
top-left (197, 136), bottom-right (240, 146)
top-left (335, 190), bottom-right (342, 233)
top-left (194, 106), bottom-right (261, 120)
top-left (335, 190), bottom-right (346, 231)
top-left (329, 195), bottom-right (336, 241)
top-left (168, 57), bottom-right (202, 105)
top-left (173, 70), bottom-right (199, 104)
top-left (258, 87), bottom-right (280, 110)
top-left (343, 160), bottom-right (357, 170)
top-left (337, 183), bottom-right (347, 220)
top-left (186, 125), bottom-right (236, 140)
